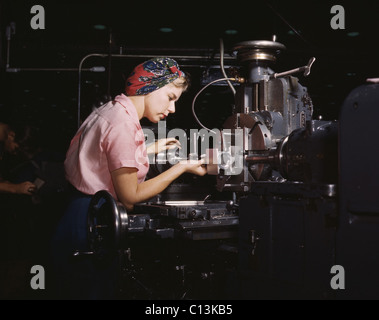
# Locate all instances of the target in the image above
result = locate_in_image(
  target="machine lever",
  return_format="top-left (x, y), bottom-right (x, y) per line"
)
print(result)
top-left (270, 57), bottom-right (316, 79)
top-left (72, 250), bottom-right (95, 257)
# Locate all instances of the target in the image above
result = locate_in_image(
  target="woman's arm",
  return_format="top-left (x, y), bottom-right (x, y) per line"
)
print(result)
top-left (0, 181), bottom-right (37, 195)
top-left (111, 160), bottom-right (207, 211)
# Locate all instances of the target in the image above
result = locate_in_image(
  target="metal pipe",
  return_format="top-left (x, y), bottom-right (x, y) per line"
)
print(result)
top-left (5, 26), bottom-right (11, 68)
top-left (6, 39), bottom-right (10, 69)
top-left (78, 54), bottom-right (108, 128)
top-left (245, 155), bottom-right (270, 163)
top-left (107, 29), bottom-right (113, 97)
top-left (6, 67), bottom-right (102, 72)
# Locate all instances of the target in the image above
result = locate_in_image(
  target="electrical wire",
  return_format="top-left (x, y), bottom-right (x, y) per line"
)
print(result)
top-left (191, 77), bottom-right (239, 134)
top-left (219, 38), bottom-right (236, 95)
top-left (265, 1), bottom-right (315, 49)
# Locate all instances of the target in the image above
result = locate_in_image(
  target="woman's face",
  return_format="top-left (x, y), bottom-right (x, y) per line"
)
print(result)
top-left (143, 83), bottom-right (184, 123)
top-left (4, 131), bottom-right (19, 154)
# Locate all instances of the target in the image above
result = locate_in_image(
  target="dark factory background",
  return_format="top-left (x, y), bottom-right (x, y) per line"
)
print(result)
top-left (1, 0), bottom-right (379, 300)
top-left (1, 0), bottom-right (378, 145)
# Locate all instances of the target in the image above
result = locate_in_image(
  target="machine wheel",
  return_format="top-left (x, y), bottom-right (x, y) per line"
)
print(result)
top-left (87, 190), bottom-right (129, 260)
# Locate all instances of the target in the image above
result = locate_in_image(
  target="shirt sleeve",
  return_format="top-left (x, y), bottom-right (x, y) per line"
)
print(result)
top-left (103, 120), bottom-right (147, 173)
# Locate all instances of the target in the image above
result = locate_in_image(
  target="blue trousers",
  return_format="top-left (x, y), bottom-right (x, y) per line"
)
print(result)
top-left (50, 189), bottom-right (118, 300)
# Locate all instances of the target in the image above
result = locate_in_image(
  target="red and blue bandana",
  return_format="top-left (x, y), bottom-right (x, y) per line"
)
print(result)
top-left (125, 58), bottom-right (185, 96)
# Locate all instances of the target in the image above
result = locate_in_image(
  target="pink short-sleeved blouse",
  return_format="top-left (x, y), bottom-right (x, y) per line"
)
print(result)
top-left (64, 94), bottom-right (149, 200)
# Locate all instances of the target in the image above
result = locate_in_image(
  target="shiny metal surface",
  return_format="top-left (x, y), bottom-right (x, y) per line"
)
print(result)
top-left (233, 40), bottom-right (286, 63)
top-left (160, 200), bottom-right (205, 206)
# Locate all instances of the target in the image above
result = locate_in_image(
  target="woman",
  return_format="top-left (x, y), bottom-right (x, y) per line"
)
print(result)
top-left (64, 57), bottom-right (206, 210)
top-left (51, 58), bottom-right (207, 299)
top-left (0, 122), bottom-right (37, 195)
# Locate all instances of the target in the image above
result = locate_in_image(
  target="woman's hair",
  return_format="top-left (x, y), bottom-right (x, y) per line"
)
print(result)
top-left (171, 73), bottom-right (191, 93)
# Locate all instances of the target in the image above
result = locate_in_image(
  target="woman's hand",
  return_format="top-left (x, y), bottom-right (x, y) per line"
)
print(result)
top-left (0, 181), bottom-right (37, 195)
top-left (147, 138), bottom-right (181, 155)
top-left (15, 181), bottom-right (37, 195)
top-left (177, 159), bottom-right (208, 176)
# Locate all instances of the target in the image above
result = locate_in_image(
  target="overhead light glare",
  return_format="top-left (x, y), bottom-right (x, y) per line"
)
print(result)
top-left (347, 32), bottom-right (360, 37)
top-left (225, 29), bottom-right (238, 35)
top-left (159, 27), bottom-right (173, 33)
top-left (93, 24), bottom-right (106, 30)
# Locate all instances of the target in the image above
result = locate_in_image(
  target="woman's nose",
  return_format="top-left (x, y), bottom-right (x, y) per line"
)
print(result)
top-left (168, 102), bottom-right (176, 113)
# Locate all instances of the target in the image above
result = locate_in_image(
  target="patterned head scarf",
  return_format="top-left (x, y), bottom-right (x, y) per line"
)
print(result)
top-left (125, 57), bottom-right (185, 96)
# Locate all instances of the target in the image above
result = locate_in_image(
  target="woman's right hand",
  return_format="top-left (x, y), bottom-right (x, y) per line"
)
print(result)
top-left (14, 181), bottom-right (37, 195)
top-left (177, 159), bottom-right (208, 176)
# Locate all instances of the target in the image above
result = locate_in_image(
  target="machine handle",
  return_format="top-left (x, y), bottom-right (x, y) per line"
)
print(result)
top-left (270, 57), bottom-right (316, 79)
top-left (72, 251), bottom-right (95, 257)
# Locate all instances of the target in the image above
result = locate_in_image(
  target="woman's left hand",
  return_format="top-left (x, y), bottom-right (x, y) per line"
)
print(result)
top-left (147, 138), bottom-right (181, 155)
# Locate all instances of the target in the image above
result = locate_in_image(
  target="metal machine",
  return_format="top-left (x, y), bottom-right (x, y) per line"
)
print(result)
top-left (209, 40), bottom-right (336, 190)
top-left (214, 39), bottom-right (339, 299)
top-left (77, 39), bottom-right (378, 299)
